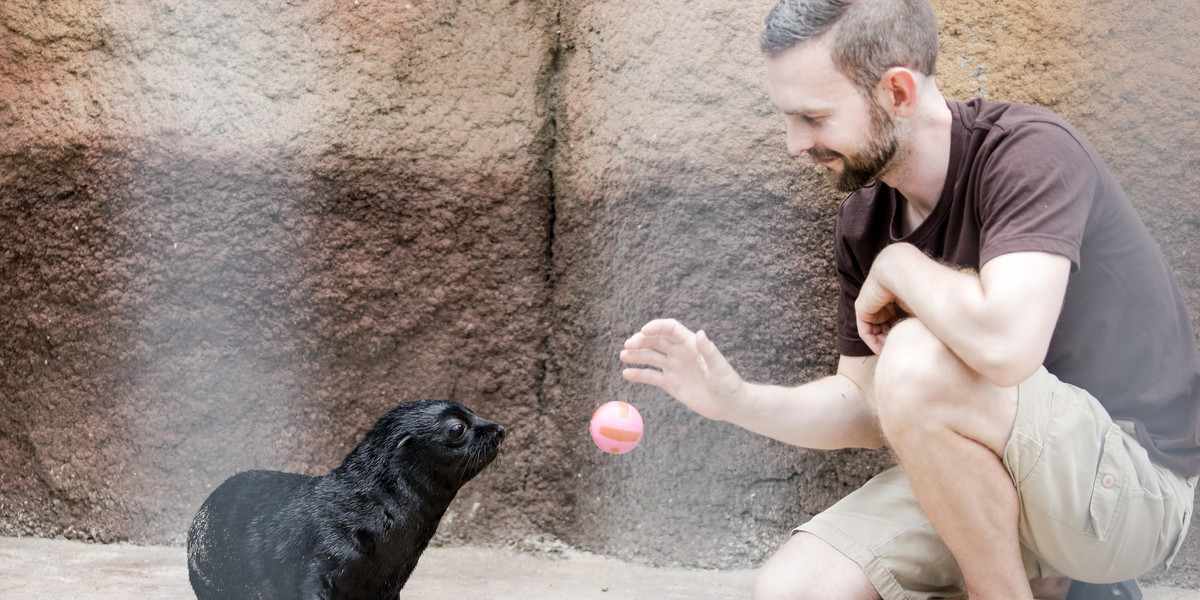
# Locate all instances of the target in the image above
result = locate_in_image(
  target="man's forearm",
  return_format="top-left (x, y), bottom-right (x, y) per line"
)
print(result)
top-left (724, 372), bottom-right (884, 451)
top-left (867, 243), bottom-right (1068, 387)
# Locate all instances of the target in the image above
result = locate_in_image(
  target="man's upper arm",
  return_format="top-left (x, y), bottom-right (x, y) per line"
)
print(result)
top-left (977, 119), bottom-right (1096, 269)
top-left (976, 250), bottom-right (1072, 385)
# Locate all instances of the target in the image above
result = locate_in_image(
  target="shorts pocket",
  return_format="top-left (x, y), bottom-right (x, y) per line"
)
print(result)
top-left (1088, 425), bottom-right (1129, 542)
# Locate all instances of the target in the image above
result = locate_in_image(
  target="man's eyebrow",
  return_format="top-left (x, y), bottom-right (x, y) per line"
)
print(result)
top-left (777, 104), bottom-right (831, 117)
top-left (769, 95), bottom-right (833, 116)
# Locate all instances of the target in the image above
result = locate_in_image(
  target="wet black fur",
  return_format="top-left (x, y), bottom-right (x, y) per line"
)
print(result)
top-left (187, 399), bottom-right (505, 600)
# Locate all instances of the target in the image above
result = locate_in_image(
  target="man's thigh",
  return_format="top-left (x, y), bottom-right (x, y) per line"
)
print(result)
top-left (1006, 367), bottom-right (1197, 582)
top-left (754, 532), bottom-right (880, 600)
top-left (795, 465), bottom-right (1055, 600)
top-left (792, 368), bottom-right (1196, 599)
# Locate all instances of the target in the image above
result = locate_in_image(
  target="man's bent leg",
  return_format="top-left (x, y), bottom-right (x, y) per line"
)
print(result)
top-left (753, 532), bottom-right (880, 600)
top-left (874, 319), bottom-right (1030, 600)
top-left (1006, 368), bottom-right (1198, 582)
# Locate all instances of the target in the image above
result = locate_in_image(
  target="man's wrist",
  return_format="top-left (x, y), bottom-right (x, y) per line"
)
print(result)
top-left (876, 242), bottom-right (918, 288)
top-left (719, 380), bottom-right (762, 425)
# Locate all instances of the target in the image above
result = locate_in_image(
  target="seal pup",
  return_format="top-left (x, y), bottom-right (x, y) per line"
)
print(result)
top-left (187, 399), bottom-right (505, 600)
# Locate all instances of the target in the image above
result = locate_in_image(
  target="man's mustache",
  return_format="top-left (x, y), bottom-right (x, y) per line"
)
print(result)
top-left (808, 147), bottom-right (842, 162)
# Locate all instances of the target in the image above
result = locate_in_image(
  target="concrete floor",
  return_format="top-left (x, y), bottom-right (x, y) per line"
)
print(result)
top-left (1, 536), bottom-right (1197, 599)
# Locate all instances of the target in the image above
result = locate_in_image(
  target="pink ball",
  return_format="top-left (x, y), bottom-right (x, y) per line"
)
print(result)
top-left (590, 401), bottom-right (644, 454)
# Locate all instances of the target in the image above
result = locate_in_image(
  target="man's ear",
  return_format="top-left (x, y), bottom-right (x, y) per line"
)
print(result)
top-left (877, 67), bottom-right (920, 118)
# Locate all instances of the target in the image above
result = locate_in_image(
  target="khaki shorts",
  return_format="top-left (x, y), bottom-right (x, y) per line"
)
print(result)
top-left (796, 367), bottom-right (1197, 600)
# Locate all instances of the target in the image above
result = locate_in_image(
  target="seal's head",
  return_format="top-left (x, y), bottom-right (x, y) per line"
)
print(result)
top-left (343, 399), bottom-right (506, 493)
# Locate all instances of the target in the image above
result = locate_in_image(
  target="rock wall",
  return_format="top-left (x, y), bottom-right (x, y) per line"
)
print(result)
top-left (546, 0), bottom-right (862, 567)
top-left (1, 0), bottom-right (1197, 587)
top-left (0, 0), bottom-right (560, 545)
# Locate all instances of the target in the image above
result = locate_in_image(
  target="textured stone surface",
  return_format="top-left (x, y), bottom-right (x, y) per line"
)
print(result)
top-left (0, 0), bottom-right (559, 546)
top-left (546, 0), bottom-right (872, 568)
top-left (1, 0), bottom-right (1198, 587)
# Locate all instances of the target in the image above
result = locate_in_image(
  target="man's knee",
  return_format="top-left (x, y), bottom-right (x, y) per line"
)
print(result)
top-left (752, 533), bottom-right (879, 600)
top-left (876, 319), bottom-right (953, 391)
top-left (752, 559), bottom-right (809, 600)
top-left (873, 318), bottom-right (1019, 455)
top-left (873, 319), bottom-right (958, 431)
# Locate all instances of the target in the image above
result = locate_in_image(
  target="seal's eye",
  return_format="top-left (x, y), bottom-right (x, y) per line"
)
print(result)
top-left (446, 421), bottom-right (468, 443)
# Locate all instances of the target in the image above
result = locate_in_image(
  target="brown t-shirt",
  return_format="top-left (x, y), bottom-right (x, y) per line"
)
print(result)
top-left (834, 98), bottom-right (1200, 477)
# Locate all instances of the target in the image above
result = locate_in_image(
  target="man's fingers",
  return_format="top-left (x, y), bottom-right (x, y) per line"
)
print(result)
top-left (619, 347), bottom-right (667, 369)
top-left (856, 319), bottom-right (888, 355)
top-left (640, 318), bottom-right (683, 334)
top-left (622, 367), bottom-right (665, 389)
top-left (639, 318), bottom-right (694, 346)
top-left (694, 330), bottom-right (726, 372)
top-left (856, 319), bottom-right (876, 353)
top-left (623, 332), bottom-right (650, 350)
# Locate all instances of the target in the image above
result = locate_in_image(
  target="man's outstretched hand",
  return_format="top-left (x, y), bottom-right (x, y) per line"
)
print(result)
top-left (619, 319), bottom-right (746, 422)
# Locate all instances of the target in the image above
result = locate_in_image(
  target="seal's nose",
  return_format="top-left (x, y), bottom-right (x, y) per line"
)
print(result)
top-left (494, 425), bottom-right (506, 442)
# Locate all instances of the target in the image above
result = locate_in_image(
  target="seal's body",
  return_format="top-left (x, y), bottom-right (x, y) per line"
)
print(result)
top-left (187, 399), bottom-right (504, 600)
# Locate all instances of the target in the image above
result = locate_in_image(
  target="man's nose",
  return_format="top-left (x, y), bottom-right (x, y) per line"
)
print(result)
top-left (785, 118), bottom-right (814, 156)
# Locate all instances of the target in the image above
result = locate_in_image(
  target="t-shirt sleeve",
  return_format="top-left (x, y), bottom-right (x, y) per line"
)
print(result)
top-left (976, 121), bottom-right (1099, 268)
top-left (834, 206), bottom-right (875, 357)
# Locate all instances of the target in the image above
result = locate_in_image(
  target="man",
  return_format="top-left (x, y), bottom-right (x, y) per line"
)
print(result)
top-left (619, 0), bottom-right (1200, 599)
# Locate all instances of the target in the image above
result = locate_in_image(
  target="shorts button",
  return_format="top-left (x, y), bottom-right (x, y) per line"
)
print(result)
top-left (1101, 474), bottom-right (1116, 488)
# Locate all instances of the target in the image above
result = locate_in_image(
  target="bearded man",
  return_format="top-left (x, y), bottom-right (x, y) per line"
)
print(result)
top-left (620, 1), bottom-right (1200, 599)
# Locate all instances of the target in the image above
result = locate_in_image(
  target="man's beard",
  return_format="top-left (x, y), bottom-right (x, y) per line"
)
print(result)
top-left (809, 102), bottom-right (900, 193)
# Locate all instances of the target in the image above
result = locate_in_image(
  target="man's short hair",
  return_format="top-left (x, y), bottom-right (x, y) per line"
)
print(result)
top-left (760, 0), bottom-right (939, 94)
